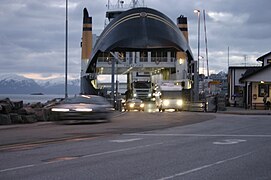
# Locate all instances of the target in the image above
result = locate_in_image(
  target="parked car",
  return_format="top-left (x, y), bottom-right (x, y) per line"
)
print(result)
top-left (50, 95), bottom-right (114, 123)
top-left (124, 98), bottom-right (145, 111)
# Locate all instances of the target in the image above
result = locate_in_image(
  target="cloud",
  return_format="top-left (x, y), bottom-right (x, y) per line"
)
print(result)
top-left (207, 11), bottom-right (249, 24)
top-left (0, 0), bottom-right (270, 81)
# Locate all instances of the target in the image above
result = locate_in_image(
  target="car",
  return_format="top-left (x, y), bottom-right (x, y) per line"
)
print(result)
top-left (50, 95), bottom-right (114, 123)
top-left (124, 98), bottom-right (145, 111)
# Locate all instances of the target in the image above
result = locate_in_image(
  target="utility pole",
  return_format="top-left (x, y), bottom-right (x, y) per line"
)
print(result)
top-left (203, 10), bottom-right (209, 78)
top-left (244, 55), bottom-right (247, 67)
top-left (111, 56), bottom-right (115, 107)
top-left (228, 46), bottom-right (229, 70)
top-left (194, 9), bottom-right (201, 101)
top-left (65, 0), bottom-right (68, 98)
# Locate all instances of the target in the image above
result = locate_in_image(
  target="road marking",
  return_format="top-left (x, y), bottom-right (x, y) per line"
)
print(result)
top-left (0, 142), bottom-right (163, 173)
top-left (109, 138), bottom-right (142, 143)
top-left (157, 152), bottom-right (253, 180)
top-left (0, 164), bottom-right (35, 173)
top-left (125, 133), bottom-right (271, 138)
top-left (213, 139), bottom-right (247, 145)
top-left (82, 142), bottom-right (163, 158)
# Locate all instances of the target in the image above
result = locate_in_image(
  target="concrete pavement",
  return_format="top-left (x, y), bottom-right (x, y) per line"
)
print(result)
top-left (218, 106), bottom-right (271, 115)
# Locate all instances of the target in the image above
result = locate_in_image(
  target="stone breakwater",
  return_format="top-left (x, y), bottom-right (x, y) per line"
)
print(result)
top-left (0, 98), bottom-right (62, 125)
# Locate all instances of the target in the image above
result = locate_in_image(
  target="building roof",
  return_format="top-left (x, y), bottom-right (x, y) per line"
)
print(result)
top-left (86, 7), bottom-right (193, 73)
top-left (239, 64), bottom-right (271, 82)
top-left (256, 51), bottom-right (271, 62)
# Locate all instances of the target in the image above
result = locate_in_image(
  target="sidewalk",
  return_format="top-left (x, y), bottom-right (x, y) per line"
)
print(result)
top-left (218, 106), bottom-right (271, 115)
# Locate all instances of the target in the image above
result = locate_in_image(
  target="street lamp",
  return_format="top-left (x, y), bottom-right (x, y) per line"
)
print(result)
top-left (194, 9), bottom-right (200, 74)
top-left (65, 0), bottom-right (68, 98)
top-left (193, 9), bottom-right (200, 101)
top-left (194, 9), bottom-right (200, 101)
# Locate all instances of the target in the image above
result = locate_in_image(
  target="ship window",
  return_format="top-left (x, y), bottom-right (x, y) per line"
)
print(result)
top-left (118, 52), bottom-right (126, 62)
top-left (140, 51), bottom-right (148, 62)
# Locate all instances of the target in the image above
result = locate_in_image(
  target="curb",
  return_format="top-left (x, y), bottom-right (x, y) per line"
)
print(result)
top-left (217, 111), bottom-right (271, 115)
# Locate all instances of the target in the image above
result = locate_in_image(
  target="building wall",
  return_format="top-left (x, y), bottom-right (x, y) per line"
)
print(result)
top-left (250, 82), bottom-right (271, 104)
top-left (228, 68), bottom-right (247, 105)
top-left (263, 54), bottom-right (271, 66)
top-left (244, 66), bottom-right (271, 108)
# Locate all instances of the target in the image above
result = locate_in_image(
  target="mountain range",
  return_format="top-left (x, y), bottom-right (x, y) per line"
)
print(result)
top-left (0, 74), bottom-right (80, 94)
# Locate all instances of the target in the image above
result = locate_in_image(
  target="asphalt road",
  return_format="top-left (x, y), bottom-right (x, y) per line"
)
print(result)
top-left (0, 112), bottom-right (271, 180)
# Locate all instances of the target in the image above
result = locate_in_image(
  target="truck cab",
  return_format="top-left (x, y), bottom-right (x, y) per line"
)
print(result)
top-left (132, 80), bottom-right (152, 100)
top-left (156, 82), bottom-right (183, 112)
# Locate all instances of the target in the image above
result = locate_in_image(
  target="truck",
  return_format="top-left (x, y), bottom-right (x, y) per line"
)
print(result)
top-left (155, 81), bottom-right (184, 112)
top-left (132, 80), bottom-right (153, 100)
top-left (131, 72), bottom-right (153, 101)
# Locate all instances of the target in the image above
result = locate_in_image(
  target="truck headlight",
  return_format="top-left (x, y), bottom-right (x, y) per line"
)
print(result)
top-left (177, 100), bottom-right (183, 106)
top-left (163, 100), bottom-right (170, 106)
top-left (129, 103), bottom-right (135, 108)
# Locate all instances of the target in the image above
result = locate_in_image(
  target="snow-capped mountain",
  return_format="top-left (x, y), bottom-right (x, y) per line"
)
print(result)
top-left (36, 78), bottom-right (80, 87)
top-left (0, 74), bottom-right (80, 94)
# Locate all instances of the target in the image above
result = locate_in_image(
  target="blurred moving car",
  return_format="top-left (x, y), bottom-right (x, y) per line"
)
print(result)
top-left (124, 98), bottom-right (145, 111)
top-left (51, 95), bottom-right (114, 123)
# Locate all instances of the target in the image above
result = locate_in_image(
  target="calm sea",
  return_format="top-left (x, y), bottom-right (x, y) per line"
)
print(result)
top-left (0, 94), bottom-right (68, 104)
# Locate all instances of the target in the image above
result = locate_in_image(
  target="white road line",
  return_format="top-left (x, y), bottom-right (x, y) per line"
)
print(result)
top-left (157, 152), bottom-right (253, 180)
top-left (0, 164), bottom-right (35, 173)
top-left (125, 133), bottom-right (271, 138)
top-left (109, 138), bottom-right (142, 143)
top-left (0, 142), bottom-right (163, 173)
top-left (82, 142), bottom-right (163, 158)
top-left (213, 139), bottom-right (247, 145)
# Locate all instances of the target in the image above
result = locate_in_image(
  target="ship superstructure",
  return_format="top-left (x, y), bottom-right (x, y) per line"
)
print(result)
top-left (80, 0), bottom-right (197, 102)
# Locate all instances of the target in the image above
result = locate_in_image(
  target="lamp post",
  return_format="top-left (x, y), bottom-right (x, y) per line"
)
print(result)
top-left (194, 9), bottom-right (200, 101)
top-left (65, 0), bottom-right (68, 98)
top-left (194, 9), bottom-right (200, 74)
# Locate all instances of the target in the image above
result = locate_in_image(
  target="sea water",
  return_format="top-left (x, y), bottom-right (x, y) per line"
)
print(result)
top-left (0, 94), bottom-right (67, 104)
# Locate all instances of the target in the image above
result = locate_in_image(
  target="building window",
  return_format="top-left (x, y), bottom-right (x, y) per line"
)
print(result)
top-left (258, 84), bottom-right (269, 97)
top-left (267, 59), bottom-right (271, 64)
top-left (234, 86), bottom-right (243, 96)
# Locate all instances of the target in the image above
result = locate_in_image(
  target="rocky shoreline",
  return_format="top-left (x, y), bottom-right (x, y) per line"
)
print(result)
top-left (0, 97), bottom-right (63, 125)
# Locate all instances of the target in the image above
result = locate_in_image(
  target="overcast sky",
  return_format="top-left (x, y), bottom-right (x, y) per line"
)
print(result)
top-left (0, 0), bottom-right (270, 80)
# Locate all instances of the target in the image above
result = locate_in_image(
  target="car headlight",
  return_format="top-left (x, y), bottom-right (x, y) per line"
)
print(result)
top-left (140, 103), bottom-right (144, 108)
top-left (163, 100), bottom-right (170, 106)
top-left (177, 100), bottom-right (183, 106)
top-left (74, 108), bottom-right (93, 112)
top-left (51, 108), bottom-right (70, 112)
top-left (129, 103), bottom-right (135, 108)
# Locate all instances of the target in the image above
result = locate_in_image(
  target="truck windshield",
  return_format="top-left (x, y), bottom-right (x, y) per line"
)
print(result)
top-left (134, 82), bottom-right (151, 88)
top-left (161, 91), bottom-right (181, 99)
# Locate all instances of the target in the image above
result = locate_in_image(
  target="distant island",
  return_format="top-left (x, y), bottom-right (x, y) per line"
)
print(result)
top-left (30, 93), bottom-right (44, 95)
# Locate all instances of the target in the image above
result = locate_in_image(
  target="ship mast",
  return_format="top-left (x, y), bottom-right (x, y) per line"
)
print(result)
top-left (106, 0), bottom-right (145, 25)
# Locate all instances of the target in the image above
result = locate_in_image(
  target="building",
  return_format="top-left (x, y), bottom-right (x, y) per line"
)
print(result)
top-left (228, 52), bottom-right (271, 109)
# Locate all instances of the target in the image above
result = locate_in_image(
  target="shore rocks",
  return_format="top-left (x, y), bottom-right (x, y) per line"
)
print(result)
top-left (0, 98), bottom-right (61, 125)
